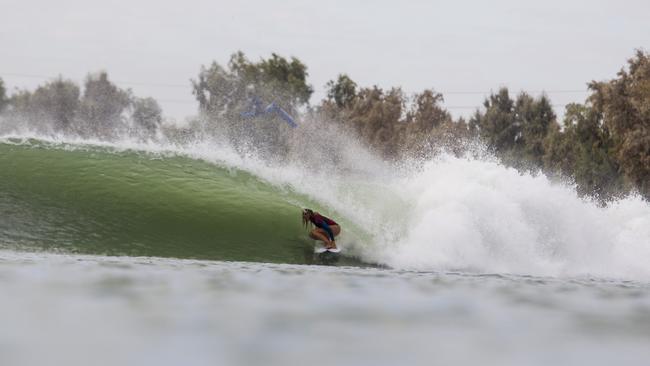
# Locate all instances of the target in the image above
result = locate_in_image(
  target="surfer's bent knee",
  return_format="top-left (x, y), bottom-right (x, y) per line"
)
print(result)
top-left (330, 224), bottom-right (341, 236)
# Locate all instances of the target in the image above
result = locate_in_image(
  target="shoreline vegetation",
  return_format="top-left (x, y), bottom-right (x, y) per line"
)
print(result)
top-left (0, 50), bottom-right (648, 201)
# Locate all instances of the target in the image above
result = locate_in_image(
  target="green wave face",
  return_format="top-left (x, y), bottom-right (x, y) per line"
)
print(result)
top-left (0, 140), bottom-right (336, 264)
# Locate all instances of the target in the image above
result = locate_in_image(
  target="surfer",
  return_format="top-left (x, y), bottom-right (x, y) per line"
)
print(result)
top-left (302, 209), bottom-right (340, 250)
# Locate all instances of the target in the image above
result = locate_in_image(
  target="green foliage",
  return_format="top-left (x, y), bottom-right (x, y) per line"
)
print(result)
top-left (192, 51), bottom-right (313, 123)
top-left (131, 97), bottom-right (162, 136)
top-left (326, 74), bottom-right (357, 108)
top-left (6, 89), bottom-right (33, 118)
top-left (191, 51), bottom-right (313, 156)
top-left (190, 51), bottom-right (313, 156)
top-left (31, 77), bottom-right (80, 132)
top-left (78, 72), bottom-right (131, 138)
top-left (544, 103), bottom-right (623, 197)
top-left (256, 53), bottom-right (313, 107)
top-left (321, 74), bottom-right (467, 159)
top-left (542, 109), bottom-right (577, 178)
top-left (359, 87), bottom-right (406, 157)
top-left (471, 88), bottom-right (518, 153)
top-left (470, 88), bottom-right (556, 168)
top-left (406, 90), bottom-right (449, 131)
top-left (1, 72), bottom-right (160, 138)
top-left (0, 78), bottom-right (7, 113)
top-left (467, 51), bottom-right (650, 200)
top-left (402, 90), bottom-right (467, 156)
top-left (587, 50), bottom-right (650, 196)
top-left (317, 49), bottom-right (647, 201)
top-left (517, 93), bottom-right (556, 167)
top-left (3, 78), bottom-right (80, 133)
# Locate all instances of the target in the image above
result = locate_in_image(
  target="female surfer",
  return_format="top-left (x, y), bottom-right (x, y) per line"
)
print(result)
top-left (302, 209), bottom-right (341, 250)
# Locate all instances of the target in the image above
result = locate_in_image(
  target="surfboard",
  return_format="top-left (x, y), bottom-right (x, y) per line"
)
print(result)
top-left (313, 244), bottom-right (341, 265)
top-left (314, 246), bottom-right (341, 254)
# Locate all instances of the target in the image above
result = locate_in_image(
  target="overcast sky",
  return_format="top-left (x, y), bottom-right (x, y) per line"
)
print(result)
top-left (1, 0), bottom-right (649, 122)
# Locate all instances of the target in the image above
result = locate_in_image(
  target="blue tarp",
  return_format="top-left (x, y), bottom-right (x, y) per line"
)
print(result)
top-left (240, 97), bottom-right (297, 128)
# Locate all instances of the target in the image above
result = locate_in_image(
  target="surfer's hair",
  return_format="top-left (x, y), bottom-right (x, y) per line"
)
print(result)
top-left (302, 208), bottom-right (314, 228)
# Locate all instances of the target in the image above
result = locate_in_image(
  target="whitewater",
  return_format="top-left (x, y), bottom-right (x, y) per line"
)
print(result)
top-left (1, 126), bottom-right (650, 366)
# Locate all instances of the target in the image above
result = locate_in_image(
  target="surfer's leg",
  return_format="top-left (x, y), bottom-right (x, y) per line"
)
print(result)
top-left (323, 225), bottom-right (341, 249)
top-left (323, 225), bottom-right (340, 249)
top-left (330, 225), bottom-right (341, 237)
top-left (309, 228), bottom-right (331, 244)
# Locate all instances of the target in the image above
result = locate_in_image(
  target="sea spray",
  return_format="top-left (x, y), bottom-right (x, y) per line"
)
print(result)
top-left (375, 156), bottom-right (650, 278)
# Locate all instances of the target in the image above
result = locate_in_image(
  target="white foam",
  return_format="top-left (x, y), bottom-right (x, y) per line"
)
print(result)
top-left (375, 156), bottom-right (650, 279)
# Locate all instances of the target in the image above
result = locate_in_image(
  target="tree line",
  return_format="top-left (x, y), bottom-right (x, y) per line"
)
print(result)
top-left (470, 50), bottom-right (649, 199)
top-left (1, 50), bottom-right (648, 199)
top-left (0, 72), bottom-right (162, 139)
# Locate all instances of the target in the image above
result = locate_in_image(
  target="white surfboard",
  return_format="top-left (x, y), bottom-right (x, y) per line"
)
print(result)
top-left (314, 246), bottom-right (341, 254)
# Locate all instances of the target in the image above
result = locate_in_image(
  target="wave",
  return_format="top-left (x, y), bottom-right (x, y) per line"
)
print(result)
top-left (1, 132), bottom-right (649, 280)
top-left (0, 137), bottom-right (328, 264)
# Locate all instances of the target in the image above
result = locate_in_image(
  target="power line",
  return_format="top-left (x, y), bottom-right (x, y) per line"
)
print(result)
top-left (0, 72), bottom-right (190, 89)
top-left (156, 99), bottom-right (197, 104)
top-left (445, 103), bottom-right (573, 110)
top-left (0, 72), bottom-right (586, 112)
top-left (1, 72), bottom-right (589, 94)
top-left (440, 90), bottom-right (588, 95)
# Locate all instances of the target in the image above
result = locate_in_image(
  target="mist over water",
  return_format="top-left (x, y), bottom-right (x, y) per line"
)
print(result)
top-left (1, 117), bottom-right (649, 281)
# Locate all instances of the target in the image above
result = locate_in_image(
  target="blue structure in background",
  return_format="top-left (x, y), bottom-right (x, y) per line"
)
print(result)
top-left (240, 97), bottom-right (297, 128)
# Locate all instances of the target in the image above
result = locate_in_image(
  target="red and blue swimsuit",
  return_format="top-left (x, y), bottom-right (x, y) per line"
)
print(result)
top-left (310, 214), bottom-right (338, 241)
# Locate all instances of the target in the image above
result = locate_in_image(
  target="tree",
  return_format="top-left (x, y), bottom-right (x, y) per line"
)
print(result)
top-left (320, 74), bottom-right (466, 159)
top-left (471, 89), bottom-right (557, 168)
top-left (401, 89), bottom-right (464, 156)
top-left (78, 72), bottom-right (131, 138)
top-left (191, 51), bottom-right (313, 155)
top-left (544, 103), bottom-right (623, 198)
top-left (343, 86), bottom-right (405, 158)
top-left (29, 77), bottom-right (80, 132)
top-left (471, 88), bottom-right (518, 153)
top-left (406, 90), bottom-right (450, 132)
top-left (516, 93), bottom-right (556, 167)
top-left (587, 50), bottom-right (650, 196)
top-left (1, 89), bottom-right (33, 134)
top-left (326, 74), bottom-right (357, 108)
top-left (1, 72), bottom-right (163, 140)
top-left (1, 78), bottom-right (79, 133)
top-left (131, 97), bottom-right (162, 136)
top-left (6, 90), bottom-right (32, 116)
top-left (256, 52), bottom-right (313, 108)
top-left (192, 51), bottom-right (313, 124)
top-left (0, 78), bottom-right (7, 113)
